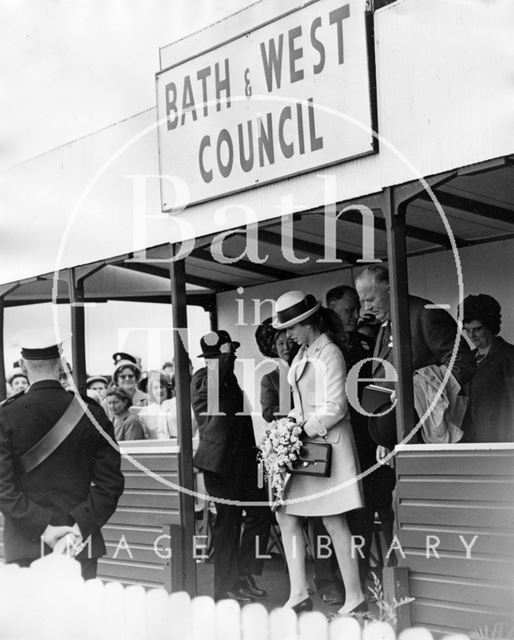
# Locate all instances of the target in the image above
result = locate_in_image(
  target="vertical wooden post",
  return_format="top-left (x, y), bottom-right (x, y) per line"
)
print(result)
top-left (209, 306), bottom-right (218, 332)
top-left (169, 253), bottom-right (197, 596)
top-left (0, 298), bottom-right (6, 402)
top-left (67, 269), bottom-right (87, 395)
top-left (382, 188), bottom-right (416, 443)
top-left (383, 566), bottom-right (412, 631)
top-left (162, 523), bottom-right (184, 593)
top-left (0, 284), bottom-right (21, 401)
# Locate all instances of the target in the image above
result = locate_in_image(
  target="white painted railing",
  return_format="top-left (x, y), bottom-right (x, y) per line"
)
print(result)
top-left (0, 555), bottom-right (469, 640)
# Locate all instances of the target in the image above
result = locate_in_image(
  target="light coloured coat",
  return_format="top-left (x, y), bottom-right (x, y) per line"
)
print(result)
top-left (284, 332), bottom-right (363, 517)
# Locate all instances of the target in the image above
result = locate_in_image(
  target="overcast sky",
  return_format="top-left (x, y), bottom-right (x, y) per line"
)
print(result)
top-left (0, 0), bottom-right (252, 172)
top-left (1, 0), bottom-right (254, 377)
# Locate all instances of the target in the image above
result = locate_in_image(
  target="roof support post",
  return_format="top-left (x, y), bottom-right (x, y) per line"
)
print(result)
top-left (169, 251), bottom-right (197, 596)
top-left (0, 298), bottom-right (6, 402)
top-left (67, 268), bottom-right (87, 395)
top-left (0, 283), bottom-right (23, 401)
top-left (382, 187), bottom-right (416, 443)
top-left (381, 171), bottom-right (458, 443)
top-left (209, 306), bottom-right (218, 331)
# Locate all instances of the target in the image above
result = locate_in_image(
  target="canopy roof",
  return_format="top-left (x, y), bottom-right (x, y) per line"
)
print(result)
top-left (3, 156), bottom-right (514, 306)
top-left (1, 0), bottom-right (513, 293)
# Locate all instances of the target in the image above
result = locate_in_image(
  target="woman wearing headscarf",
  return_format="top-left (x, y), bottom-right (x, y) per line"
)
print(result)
top-left (272, 290), bottom-right (365, 616)
top-left (105, 386), bottom-right (145, 441)
top-left (463, 294), bottom-right (514, 442)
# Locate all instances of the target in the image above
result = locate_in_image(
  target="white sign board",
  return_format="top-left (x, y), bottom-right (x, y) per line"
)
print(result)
top-left (156, 0), bottom-right (376, 210)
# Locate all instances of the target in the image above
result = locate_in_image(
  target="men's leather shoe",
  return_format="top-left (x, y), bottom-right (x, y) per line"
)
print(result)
top-left (219, 587), bottom-right (255, 605)
top-left (238, 575), bottom-right (267, 598)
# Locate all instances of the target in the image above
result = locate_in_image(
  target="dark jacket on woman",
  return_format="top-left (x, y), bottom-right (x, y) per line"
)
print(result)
top-left (466, 336), bottom-right (514, 442)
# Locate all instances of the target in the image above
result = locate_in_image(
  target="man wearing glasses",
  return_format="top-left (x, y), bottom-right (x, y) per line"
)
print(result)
top-left (355, 265), bottom-right (475, 453)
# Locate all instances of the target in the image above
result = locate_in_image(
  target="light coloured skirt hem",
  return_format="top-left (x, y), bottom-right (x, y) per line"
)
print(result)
top-left (283, 497), bottom-right (363, 518)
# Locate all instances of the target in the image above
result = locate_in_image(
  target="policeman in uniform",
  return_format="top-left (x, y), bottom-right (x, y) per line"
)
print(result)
top-left (0, 335), bottom-right (124, 579)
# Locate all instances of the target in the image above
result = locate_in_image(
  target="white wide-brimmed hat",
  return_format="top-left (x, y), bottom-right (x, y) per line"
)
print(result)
top-left (272, 291), bottom-right (321, 330)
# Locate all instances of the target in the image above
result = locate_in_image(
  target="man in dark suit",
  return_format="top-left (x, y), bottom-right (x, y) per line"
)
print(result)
top-left (192, 330), bottom-right (271, 604)
top-left (0, 337), bottom-right (124, 579)
top-left (326, 285), bottom-right (375, 362)
top-left (355, 264), bottom-right (475, 454)
top-left (312, 285), bottom-right (396, 600)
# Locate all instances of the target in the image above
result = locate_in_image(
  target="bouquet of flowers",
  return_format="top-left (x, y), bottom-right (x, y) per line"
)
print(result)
top-left (258, 417), bottom-right (303, 507)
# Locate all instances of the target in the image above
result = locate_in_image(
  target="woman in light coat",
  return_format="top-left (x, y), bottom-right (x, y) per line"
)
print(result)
top-left (273, 290), bottom-right (365, 615)
top-left (139, 370), bottom-right (177, 439)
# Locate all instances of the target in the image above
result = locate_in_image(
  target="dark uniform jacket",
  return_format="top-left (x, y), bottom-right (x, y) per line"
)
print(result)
top-left (0, 379), bottom-right (124, 563)
top-left (191, 354), bottom-right (256, 477)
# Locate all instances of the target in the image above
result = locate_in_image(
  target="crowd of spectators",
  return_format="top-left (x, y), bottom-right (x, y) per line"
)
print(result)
top-left (2, 279), bottom-right (512, 611)
top-left (4, 287), bottom-right (513, 448)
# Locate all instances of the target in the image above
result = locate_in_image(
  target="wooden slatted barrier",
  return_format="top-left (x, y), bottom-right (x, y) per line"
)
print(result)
top-left (97, 440), bottom-right (182, 589)
top-left (0, 440), bottom-right (184, 591)
top-left (395, 444), bottom-right (514, 637)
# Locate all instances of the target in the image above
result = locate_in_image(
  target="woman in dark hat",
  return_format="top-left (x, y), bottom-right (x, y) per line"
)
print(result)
top-left (255, 318), bottom-right (298, 423)
top-left (105, 386), bottom-right (144, 441)
top-left (272, 290), bottom-right (365, 615)
top-left (462, 294), bottom-right (514, 442)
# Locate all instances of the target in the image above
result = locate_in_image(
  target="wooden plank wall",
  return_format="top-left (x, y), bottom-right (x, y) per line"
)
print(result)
top-left (98, 449), bottom-right (181, 588)
top-left (396, 446), bottom-right (514, 636)
top-left (0, 446), bottom-right (182, 590)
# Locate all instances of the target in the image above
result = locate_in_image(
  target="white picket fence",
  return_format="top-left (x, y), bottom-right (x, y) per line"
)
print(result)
top-left (0, 555), bottom-right (470, 640)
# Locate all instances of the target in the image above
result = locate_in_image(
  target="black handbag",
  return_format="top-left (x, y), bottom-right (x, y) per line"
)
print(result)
top-left (288, 441), bottom-right (332, 477)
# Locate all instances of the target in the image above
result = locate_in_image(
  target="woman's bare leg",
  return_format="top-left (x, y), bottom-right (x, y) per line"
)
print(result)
top-left (322, 513), bottom-right (365, 614)
top-left (275, 509), bottom-right (309, 607)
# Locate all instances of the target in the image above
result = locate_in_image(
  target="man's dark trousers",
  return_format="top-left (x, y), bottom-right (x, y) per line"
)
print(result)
top-left (203, 449), bottom-right (270, 598)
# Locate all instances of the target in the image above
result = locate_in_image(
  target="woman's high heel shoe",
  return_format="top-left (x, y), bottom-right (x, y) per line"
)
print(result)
top-left (334, 598), bottom-right (369, 617)
top-left (328, 598), bottom-right (369, 622)
top-left (291, 597), bottom-right (314, 613)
